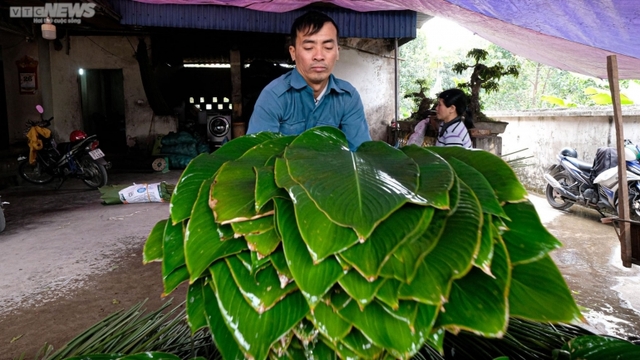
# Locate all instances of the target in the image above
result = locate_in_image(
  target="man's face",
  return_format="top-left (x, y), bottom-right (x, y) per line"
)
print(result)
top-left (289, 22), bottom-right (339, 88)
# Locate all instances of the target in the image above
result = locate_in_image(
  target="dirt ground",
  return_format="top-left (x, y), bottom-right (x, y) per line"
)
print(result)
top-left (0, 170), bottom-right (187, 360)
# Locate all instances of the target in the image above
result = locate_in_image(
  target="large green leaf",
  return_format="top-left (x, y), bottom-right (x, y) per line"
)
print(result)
top-left (509, 254), bottom-right (582, 323)
top-left (270, 249), bottom-right (293, 287)
top-left (399, 181), bottom-right (482, 304)
top-left (425, 328), bottom-right (446, 354)
top-left (474, 214), bottom-right (495, 274)
top-left (307, 300), bottom-right (352, 343)
top-left (275, 198), bottom-right (344, 308)
top-left (338, 299), bottom-right (437, 358)
top-left (338, 270), bottom-right (387, 307)
top-left (501, 201), bottom-right (562, 265)
top-left (161, 220), bottom-right (186, 282)
top-left (435, 236), bottom-right (510, 337)
top-left (427, 146), bottom-right (527, 203)
top-left (185, 178), bottom-right (247, 282)
top-left (379, 300), bottom-right (420, 329)
top-left (143, 219), bottom-right (166, 264)
top-left (446, 157), bottom-right (507, 218)
top-left (561, 335), bottom-right (640, 359)
top-left (225, 256), bottom-right (297, 313)
top-left (275, 157), bottom-right (360, 262)
top-left (186, 278), bottom-right (208, 334)
top-left (210, 261), bottom-right (309, 360)
top-left (380, 209), bottom-right (447, 284)
top-left (284, 126), bottom-right (419, 239)
top-left (320, 336), bottom-right (361, 360)
top-left (245, 227), bottom-right (282, 258)
top-left (211, 136), bottom-right (294, 224)
top-left (340, 204), bottom-right (434, 281)
top-left (170, 132), bottom-right (279, 223)
top-left (401, 145), bottom-right (453, 209)
top-left (375, 278), bottom-right (402, 310)
top-left (230, 216), bottom-right (273, 237)
top-left (163, 265), bottom-right (189, 296)
top-left (255, 166), bottom-right (288, 212)
top-left (341, 328), bottom-right (384, 359)
top-left (201, 279), bottom-right (245, 360)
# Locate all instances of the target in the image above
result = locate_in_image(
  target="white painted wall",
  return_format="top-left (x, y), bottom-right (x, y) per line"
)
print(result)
top-left (49, 36), bottom-right (176, 148)
top-left (333, 47), bottom-right (396, 142)
top-left (488, 107), bottom-right (640, 193)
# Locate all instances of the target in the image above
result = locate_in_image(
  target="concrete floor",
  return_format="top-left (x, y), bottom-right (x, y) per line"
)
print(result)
top-left (0, 170), bottom-right (639, 340)
top-left (530, 194), bottom-right (640, 339)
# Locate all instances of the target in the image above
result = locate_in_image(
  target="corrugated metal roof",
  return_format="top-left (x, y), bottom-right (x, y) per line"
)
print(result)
top-left (109, 0), bottom-right (416, 39)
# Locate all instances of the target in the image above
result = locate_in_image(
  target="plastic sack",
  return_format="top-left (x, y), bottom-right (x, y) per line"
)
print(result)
top-left (406, 119), bottom-right (429, 146)
top-left (99, 182), bottom-right (175, 205)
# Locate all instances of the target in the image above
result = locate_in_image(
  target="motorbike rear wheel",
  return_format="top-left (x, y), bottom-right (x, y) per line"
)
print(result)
top-left (18, 160), bottom-right (55, 184)
top-left (78, 156), bottom-right (108, 189)
top-left (545, 172), bottom-right (574, 210)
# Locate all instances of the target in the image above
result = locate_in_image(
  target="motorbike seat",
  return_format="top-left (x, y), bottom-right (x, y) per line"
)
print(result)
top-left (565, 157), bottom-right (593, 172)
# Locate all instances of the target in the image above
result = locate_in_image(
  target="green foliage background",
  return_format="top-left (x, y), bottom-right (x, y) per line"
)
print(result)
top-left (399, 22), bottom-right (639, 117)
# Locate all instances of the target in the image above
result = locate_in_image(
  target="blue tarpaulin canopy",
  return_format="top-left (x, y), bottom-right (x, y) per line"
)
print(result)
top-left (132, 0), bottom-right (640, 79)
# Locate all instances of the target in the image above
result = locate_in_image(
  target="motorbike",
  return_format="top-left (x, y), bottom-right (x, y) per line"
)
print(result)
top-left (0, 196), bottom-right (7, 233)
top-left (544, 144), bottom-right (640, 220)
top-left (17, 105), bottom-right (109, 189)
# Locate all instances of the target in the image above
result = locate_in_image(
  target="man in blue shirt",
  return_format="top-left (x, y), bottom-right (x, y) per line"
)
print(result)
top-left (246, 11), bottom-right (371, 151)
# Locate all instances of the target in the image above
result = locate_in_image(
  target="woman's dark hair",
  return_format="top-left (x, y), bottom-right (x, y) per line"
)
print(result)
top-left (438, 88), bottom-right (467, 116)
top-left (290, 11), bottom-right (339, 47)
top-left (463, 108), bottom-right (475, 129)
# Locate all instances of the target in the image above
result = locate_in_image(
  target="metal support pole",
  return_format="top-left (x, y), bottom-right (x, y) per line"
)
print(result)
top-left (393, 38), bottom-right (399, 145)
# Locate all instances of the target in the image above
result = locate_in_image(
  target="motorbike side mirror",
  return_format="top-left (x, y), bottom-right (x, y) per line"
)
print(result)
top-left (35, 105), bottom-right (44, 114)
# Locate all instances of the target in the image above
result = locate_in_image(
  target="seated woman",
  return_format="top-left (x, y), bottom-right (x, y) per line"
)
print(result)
top-left (433, 88), bottom-right (472, 148)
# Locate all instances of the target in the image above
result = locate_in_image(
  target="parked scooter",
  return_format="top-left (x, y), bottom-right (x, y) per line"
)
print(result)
top-left (0, 196), bottom-right (7, 233)
top-left (17, 105), bottom-right (109, 189)
top-left (544, 144), bottom-right (640, 220)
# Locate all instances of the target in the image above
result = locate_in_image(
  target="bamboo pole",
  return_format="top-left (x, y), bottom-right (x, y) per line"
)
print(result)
top-left (607, 55), bottom-right (632, 268)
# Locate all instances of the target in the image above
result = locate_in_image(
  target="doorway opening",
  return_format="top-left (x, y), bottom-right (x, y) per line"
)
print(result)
top-left (78, 69), bottom-right (126, 153)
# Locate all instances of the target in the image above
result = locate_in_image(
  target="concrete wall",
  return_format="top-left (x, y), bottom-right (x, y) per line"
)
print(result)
top-left (1, 35), bottom-right (42, 145)
top-left (332, 41), bottom-right (395, 142)
top-left (487, 106), bottom-right (640, 193)
top-left (1, 35), bottom-right (177, 148)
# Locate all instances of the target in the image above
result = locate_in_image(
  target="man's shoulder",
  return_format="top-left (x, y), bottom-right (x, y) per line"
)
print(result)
top-left (262, 70), bottom-right (295, 97)
top-left (330, 75), bottom-right (358, 95)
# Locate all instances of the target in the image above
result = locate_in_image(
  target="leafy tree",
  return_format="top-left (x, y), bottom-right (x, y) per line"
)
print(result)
top-left (452, 48), bottom-right (519, 121)
top-left (399, 28), bottom-right (434, 117)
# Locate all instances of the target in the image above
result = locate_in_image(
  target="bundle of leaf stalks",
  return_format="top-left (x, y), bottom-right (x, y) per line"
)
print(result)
top-left (26, 299), bottom-right (218, 360)
top-left (99, 182), bottom-right (175, 205)
top-left (25, 299), bottom-right (599, 360)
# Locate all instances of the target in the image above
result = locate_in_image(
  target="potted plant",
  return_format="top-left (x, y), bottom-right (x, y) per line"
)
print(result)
top-left (453, 48), bottom-right (519, 134)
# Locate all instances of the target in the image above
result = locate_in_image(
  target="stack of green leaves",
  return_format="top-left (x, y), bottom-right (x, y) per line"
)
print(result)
top-left (143, 126), bottom-right (583, 360)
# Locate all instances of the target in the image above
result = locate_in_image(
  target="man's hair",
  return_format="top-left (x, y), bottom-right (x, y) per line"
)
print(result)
top-left (290, 11), bottom-right (339, 47)
top-left (438, 88), bottom-right (467, 116)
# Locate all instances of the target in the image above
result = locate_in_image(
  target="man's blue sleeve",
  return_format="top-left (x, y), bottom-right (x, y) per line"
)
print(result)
top-left (247, 88), bottom-right (282, 134)
top-left (341, 90), bottom-right (371, 151)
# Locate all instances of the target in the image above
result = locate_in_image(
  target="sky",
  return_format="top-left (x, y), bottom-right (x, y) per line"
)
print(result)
top-left (421, 17), bottom-right (489, 53)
